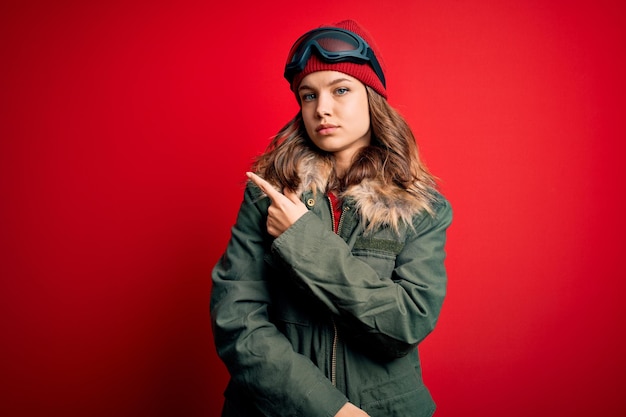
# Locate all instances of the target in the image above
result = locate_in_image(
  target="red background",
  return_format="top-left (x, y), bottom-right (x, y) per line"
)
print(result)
top-left (2, 1), bottom-right (625, 416)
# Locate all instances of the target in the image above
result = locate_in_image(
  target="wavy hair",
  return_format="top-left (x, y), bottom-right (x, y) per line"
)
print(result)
top-left (253, 87), bottom-right (438, 209)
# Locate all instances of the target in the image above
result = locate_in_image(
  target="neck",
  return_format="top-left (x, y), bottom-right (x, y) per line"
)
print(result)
top-left (332, 149), bottom-right (358, 177)
top-left (334, 158), bottom-right (350, 178)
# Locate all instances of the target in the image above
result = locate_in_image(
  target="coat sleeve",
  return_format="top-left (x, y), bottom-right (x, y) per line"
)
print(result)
top-left (210, 185), bottom-right (348, 417)
top-left (271, 196), bottom-right (453, 359)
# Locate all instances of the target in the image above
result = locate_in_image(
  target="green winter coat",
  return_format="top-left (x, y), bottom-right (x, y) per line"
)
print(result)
top-left (211, 173), bottom-right (452, 417)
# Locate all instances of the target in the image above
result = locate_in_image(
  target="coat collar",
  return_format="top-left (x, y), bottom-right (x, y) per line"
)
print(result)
top-left (295, 150), bottom-right (433, 233)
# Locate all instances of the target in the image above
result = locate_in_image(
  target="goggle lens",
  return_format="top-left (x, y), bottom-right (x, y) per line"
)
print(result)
top-left (306, 31), bottom-right (360, 53)
top-left (284, 28), bottom-right (386, 88)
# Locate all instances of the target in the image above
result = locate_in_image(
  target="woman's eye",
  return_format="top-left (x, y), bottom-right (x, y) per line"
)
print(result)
top-left (335, 87), bottom-right (349, 95)
top-left (301, 93), bottom-right (316, 101)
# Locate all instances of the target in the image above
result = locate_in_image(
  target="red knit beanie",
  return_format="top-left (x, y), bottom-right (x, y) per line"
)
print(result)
top-left (287, 20), bottom-right (387, 99)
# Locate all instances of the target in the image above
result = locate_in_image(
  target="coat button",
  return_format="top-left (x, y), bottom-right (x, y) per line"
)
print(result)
top-left (307, 198), bottom-right (315, 207)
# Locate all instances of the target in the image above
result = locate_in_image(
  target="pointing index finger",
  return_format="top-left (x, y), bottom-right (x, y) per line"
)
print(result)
top-left (246, 172), bottom-right (282, 202)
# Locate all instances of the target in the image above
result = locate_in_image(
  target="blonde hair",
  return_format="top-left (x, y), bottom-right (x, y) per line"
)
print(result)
top-left (253, 87), bottom-right (437, 209)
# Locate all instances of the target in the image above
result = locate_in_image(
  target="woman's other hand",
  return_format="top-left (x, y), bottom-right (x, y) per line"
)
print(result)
top-left (334, 402), bottom-right (371, 417)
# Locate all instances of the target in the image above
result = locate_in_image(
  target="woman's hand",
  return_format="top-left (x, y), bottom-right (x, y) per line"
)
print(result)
top-left (246, 172), bottom-right (308, 237)
top-left (334, 402), bottom-right (371, 417)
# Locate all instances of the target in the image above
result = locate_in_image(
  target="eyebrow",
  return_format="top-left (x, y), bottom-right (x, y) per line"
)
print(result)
top-left (298, 77), bottom-right (353, 91)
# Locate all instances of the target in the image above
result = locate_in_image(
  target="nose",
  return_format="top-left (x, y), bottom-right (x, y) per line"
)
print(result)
top-left (315, 92), bottom-right (332, 118)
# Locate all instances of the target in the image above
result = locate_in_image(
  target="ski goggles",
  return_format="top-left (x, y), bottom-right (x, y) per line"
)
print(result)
top-left (284, 27), bottom-right (386, 88)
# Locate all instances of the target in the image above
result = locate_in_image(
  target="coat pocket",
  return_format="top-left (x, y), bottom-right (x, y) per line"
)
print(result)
top-left (359, 370), bottom-right (435, 417)
top-left (351, 237), bottom-right (404, 280)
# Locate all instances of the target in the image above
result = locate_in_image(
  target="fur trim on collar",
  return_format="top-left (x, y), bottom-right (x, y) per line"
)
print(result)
top-left (296, 153), bottom-right (434, 233)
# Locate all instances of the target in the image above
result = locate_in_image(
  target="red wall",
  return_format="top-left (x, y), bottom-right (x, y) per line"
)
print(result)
top-left (2, 1), bottom-right (625, 416)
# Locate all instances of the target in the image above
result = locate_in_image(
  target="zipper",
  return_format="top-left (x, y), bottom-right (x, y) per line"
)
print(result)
top-left (327, 195), bottom-right (350, 235)
top-left (328, 196), bottom-right (337, 234)
top-left (337, 206), bottom-right (349, 235)
top-left (331, 318), bottom-right (338, 387)
top-left (327, 195), bottom-right (339, 386)
top-left (327, 196), bottom-right (350, 387)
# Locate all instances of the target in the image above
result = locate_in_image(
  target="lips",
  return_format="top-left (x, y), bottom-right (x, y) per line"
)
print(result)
top-left (316, 124), bottom-right (338, 135)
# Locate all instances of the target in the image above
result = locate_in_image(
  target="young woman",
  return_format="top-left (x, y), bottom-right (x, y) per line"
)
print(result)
top-left (211, 19), bottom-right (452, 417)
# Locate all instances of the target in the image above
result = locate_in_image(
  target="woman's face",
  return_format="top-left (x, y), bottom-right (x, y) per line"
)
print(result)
top-left (298, 70), bottom-right (371, 170)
